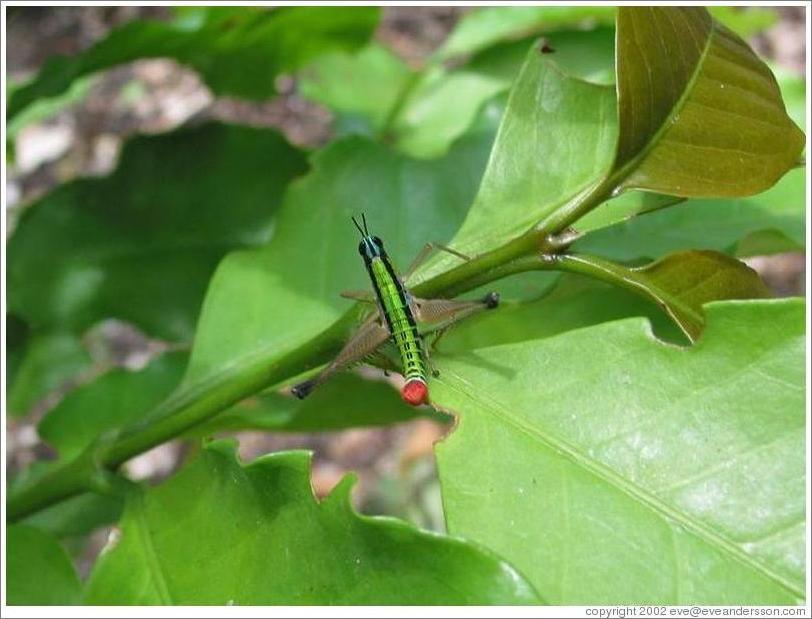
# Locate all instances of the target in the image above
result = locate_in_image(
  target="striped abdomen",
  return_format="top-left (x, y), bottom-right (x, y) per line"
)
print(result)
top-left (368, 257), bottom-right (428, 388)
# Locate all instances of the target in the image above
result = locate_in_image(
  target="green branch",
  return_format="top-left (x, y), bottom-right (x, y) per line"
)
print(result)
top-left (7, 179), bottom-right (613, 522)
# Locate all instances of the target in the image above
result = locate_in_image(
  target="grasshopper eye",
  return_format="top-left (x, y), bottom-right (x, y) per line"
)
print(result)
top-left (371, 236), bottom-right (384, 249)
top-left (357, 241), bottom-right (367, 256)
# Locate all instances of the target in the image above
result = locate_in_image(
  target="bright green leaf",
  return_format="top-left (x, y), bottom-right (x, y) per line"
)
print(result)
top-left (7, 524), bottom-right (81, 605)
top-left (412, 51), bottom-right (617, 284)
top-left (8, 7), bottom-right (379, 121)
top-left (707, 6), bottom-right (778, 38)
top-left (184, 122), bottom-right (498, 389)
top-left (435, 299), bottom-right (805, 604)
top-left (300, 43), bottom-right (506, 158)
top-left (84, 443), bottom-right (541, 604)
top-left (613, 7), bottom-right (803, 197)
top-left (8, 123), bottom-right (308, 341)
top-left (467, 27), bottom-right (617, 86)
top-left (435, 6), bottom-right (616, 61)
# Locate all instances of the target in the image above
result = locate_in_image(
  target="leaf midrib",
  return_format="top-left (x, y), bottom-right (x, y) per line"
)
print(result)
top-left (436, 365), bottom-right (802, 600)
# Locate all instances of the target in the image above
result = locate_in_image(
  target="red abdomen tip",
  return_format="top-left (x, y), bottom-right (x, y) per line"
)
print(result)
top-left (401, 380), bottom-right (428, 406)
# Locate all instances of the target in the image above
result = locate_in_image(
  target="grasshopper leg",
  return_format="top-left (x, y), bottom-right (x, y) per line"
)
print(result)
top-left (291, 314), bottom-right (390, 399)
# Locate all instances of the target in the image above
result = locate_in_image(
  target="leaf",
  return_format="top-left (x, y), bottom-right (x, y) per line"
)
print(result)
top-left (706, 6), bottom-right (778, 38)
top-left (411, 51), bottom-right (617, 284)
top-left (22, 491), bottom-right (124, 540)
top-left (38, 351), bottom-right (188, 461)
top-left (300, 43), bottom-right (507, 158)
top-left (195, 373), bottom-right (439, 436)
top-left (577, 167), bottom-right (806, 261)
top-left (434, 299), bottom-right (805, 604)
top-left (184, 120), bottom-right (498, 389)
top-left (467, 27), bottom-right (617, 86)
top-left (613, 7), bottom-right (803, 197)
top-left (556, 250), bottom-right (771, 342)
top-left (8, 123), bottom-right (308, 341)
top-left (7, 331), bottom-right (91, 417)
top-left (435, 6), bottom-right (616, 61)
top-left (8, 6), bottom-right (379, 121)
top-left (7, 524), bottom-right (81, 605)
top-left (84, 443), bottom-right (541, 604)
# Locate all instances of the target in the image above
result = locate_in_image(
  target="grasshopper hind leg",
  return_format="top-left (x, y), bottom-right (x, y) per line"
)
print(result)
top-left (291, 315), bottom-right (390, 399)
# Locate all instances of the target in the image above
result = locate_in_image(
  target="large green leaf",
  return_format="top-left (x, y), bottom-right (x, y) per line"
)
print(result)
top-left (577, 167), bottom-right (806, 261)
top-left (8, 7), bottom-right (379, 121)
top-left (613, 7), bottom-right (803, 198)
top-left (7, 331), bottom-right (91, 417)
top-left (84, 442), bottom-right (541, 604)
top-left (8, 123), bottom-right (307, 342)
top-left (184, 118), bottom-right (498, 388)
top-left (7, 524), bottom-right (81, 605)
top-left (434, 299), bottom-right (805, 604)
top-left (411, 51), bottom-right (617, 285)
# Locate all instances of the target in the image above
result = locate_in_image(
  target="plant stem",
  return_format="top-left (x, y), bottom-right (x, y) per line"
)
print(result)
top-left (7, 169), bottom-right (619, 522)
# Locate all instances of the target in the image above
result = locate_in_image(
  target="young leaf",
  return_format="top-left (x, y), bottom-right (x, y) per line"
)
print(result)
top-left (554, 250), bottom-right (770, 342)
top-left (8, 7), bottom-right (379, 120)
top-left (84, 443), bottom-right (541, 604)
top-left (613, 7), bottom-right (803, 197)
top-left (434, 299), bottom-right (805, 604)
top-left (7, 525), bottom-right (81, 605)
top-left (8, 123), bottom-right (307, 342)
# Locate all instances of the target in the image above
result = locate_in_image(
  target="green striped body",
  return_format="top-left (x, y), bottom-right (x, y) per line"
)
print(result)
top-left (367, 256), bottom-right (427, 385)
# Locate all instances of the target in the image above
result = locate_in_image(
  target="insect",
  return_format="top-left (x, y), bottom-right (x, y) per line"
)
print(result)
top-left (291, 214), bottom-right (499, 406)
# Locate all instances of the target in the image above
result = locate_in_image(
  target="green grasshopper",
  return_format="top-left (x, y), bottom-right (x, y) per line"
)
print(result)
top-left (292, 214), bottom-right (499, 406)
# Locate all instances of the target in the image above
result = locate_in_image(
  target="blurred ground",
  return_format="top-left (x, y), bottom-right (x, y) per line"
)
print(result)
top-left (4, 6), bottom-right (808, 564)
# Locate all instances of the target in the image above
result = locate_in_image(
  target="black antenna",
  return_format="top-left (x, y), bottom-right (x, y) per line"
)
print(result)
top-left (361, 213), bottom-right (369, 235)
top-left (351, 215), bottom-right (365, 237)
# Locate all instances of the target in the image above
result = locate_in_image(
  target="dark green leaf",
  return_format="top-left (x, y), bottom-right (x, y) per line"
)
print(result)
top-left (7, 524), bottom-right (81, 605)
top-left (7, 331), bottom-right (91, 417)
top-left (39, 351), bottom-right (188, 461)
top-left (613, 7), bottom-right (803, 197)
top-left (84, 443), bottom-right (541, 604)
top-left (434, 299), bottom-right (805, 604)
top-left (8, 123), bottom-right (308, 341)
top-left (8, 7), bottom-right (379, 120)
